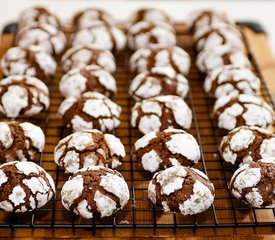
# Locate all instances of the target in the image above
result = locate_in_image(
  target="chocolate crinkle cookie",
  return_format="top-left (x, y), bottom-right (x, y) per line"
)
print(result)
top-left (0, 161), bottom-right (55, 212)
top-left (0, 75), bottom-right (50, 118)
top-left (129, 67), bottom-right (189, 101)
top-left (54, 129), bottom-right (125, 173)
top-left (196, 45), bottom-right (250, 73)
top-left (134, 129), bottom-right (200, 173)
top-left (1, 45), bottom-right (57, 79)
top-left (204, 65), bottom-right (261, 99)
top-left (0, 121), bottom-right (45, 163)
top-left (148, 166), bottom-right (215, 215)
top-left (131, 95), bottom-right (192, 135)
top-left (213, 94), bottom-right (274, 131)
top-left (230, 158), bottom-right (275, 208)
top-left (61, 44), bottom-right (116, 73)
top-left (127, 22), bottom-right (176, 50)
top-left (220, 126), bottom-right (275, 166)
top-left (58, 91), bottom-right (121, 132)
top-left (15, 23), bottom-right (66, 56)
top-left (130, 45), bottom-right (191, 76)
top-left (61, 166), bottom-right (129, 219)
top-left (59, 65), bottom-right (117, 98)
top-left (71, 22), bottom-right (126, 51)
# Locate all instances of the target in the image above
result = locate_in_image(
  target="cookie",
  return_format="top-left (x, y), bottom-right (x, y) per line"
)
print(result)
top-left (61, 44), bottom-right (116, 73)
top-left (194, 23), bottom-right (244, 51)
top-left (127, 21), bottom-right (176, 50)
top-left (130, 45), bottom-right (191, 76)
top-left (15, 23), bottom-right (66, 56)
top-left (72, 8), bottom-right (116, 29)
top-left (196, 45), bottom-right (250, 73)
top-left (131, 95), bottom-right (192, 135)
top-left (1, 45), bottom-right (57, 79)
top-left (0, 121), bottom-right (45, 163)
top-left (54, 129), bottom-right (125, 173)
top-left (0, 75), bottom-right (50, 118)
top-left (71, 23), bottom-right (126, 51)
top-left (230, 158), bottom-right (275, 208)
top-left (220, 126), bottom-right (275, 166)
top-left (18, 6), bottom-right (61, 30)
top-left (61, 166), bottom-right (129, 219)
top-left (129, 67), bottom-right (189, 101)
top-left (213, 94), bottom-right (274, 131)
top-left (59, 65), bottom-right (117, 98)
top-left (0, 161), bottom-right (55, 212)
top-left (135, 129), bottom-right (200, 172)
top-left (204, 65), bottom-right (261, 99)
top-left (58, 91), bottom-right (121, 132)
top-left (148, 166), bottom-right (215, 215)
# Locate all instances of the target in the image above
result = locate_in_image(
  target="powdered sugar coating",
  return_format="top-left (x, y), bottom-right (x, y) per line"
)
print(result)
top-left (0, 75), bottom-right (49, 118)
top-left (0, 161), bottom-right (55, 212)
top-left (213, 94), bottom-right (274, 131)
top-left (127, 22), bottom-right (176, 50)
top-left (131, 95), bottom-right (192, 134)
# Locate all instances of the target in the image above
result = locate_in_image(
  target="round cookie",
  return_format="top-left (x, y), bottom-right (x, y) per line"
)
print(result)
top-left (194, 23), bottom-right (244, 51)
top-left (59, 65), bottom-right (117, 98)
top-left (1, 45), bottom-right (57, 79)
top-left (71, 23), bottom-right (126, 51)
top-left (204, 65), bottom-right (261, 99)
top-left (220, 126), bottom-right (275, 166)
top-left (148, 166), bottom-right (215, 215)
top-left (0, 75), bottom-right (50, 118)
top-left (0, 161), bottom-right (55, 212)
top-left (230, 158), bottom-right (275, 208)
top-left (127, 21), bottom-right (176, 50)
top-left (61, 44), bottom-right (116, 73)
top-left (72, 8), bottom-right (116, 29)
top-left (213, 94), bottom-right (274, 131)
top-left (15, 23), bottom-right (66, 56)
top-left (130, 45), bottom-right (191, 76)
top-left (54, 129), bottom-right (125, 173)
top-left (196, 45), bottom-right (250, 73)
top-left (61, 166), bottom-right (129, 219)
top-left (0, 121), bottom-right (45, 163)
top-left (18, 6), bottom-right (61, 30)
top-left (131, 95), bottom-right (192, 135)
top-left (129, 67), bottom-right (189, 101)
top-left (135, 129), bottom-right (200, 173)
top-left (58, 91), bottom-right (121, 132)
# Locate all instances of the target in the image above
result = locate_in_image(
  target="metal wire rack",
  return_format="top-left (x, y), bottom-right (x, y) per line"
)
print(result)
top-left (0, 23), bottom-right (274, 229)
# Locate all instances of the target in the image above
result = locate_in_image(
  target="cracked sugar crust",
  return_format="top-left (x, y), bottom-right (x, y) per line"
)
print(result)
top-left (220, 126), bottom-right (275, 166)
top-left (0, 161), bottom-right (55, 212)
top-left (59, 65), bottom-right (117, 98)
top-left (0, 75), bottom-right (50, 118)
top-left (0, 121), bottom-right (45, 163)
top-left (213, 94), bottom-right (274, 131)
top-left (127, 22), bottom-right (176, 50)
top-left (196, 45), bottom-right (250, 73)
top-left (58, 91), bottom-right (121, 132)
top-left (71, 22), bottom-right (126, 51)
top-left (130, 45), bottom-right (190, 76)
top-left (204, 65), bottom-right (261, 99)
top-left (61, 166), bottom-right (129, 219)
top-left (131, 95), bottom-right (192, 135)
top-left (61, 44), bottom-right (116, 73)
top-left (15, 23), bottom-right (66, 56)
top-left (1, 45), bottom-right (57, 79)
top-left (135, 129), bottom-right (200, 172)
top-left (230, 158), bottom-right (275, 208)
top-left (54, 129), bottom-right (125, 173)
top-left (148, 166), bottom-right (215, 215)
top-left (129, 67), bottom-right (189, 101)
